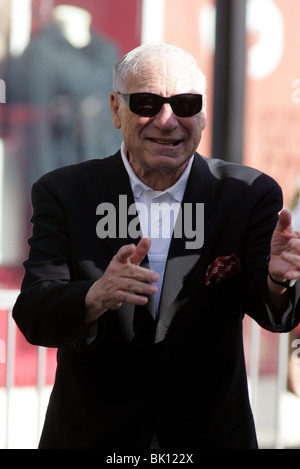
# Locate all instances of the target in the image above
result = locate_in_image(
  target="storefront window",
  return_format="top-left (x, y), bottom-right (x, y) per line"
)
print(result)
top-left (0, 0), bottom-right (141, 267)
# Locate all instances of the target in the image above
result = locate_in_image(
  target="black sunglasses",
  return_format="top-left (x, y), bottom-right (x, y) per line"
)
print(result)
top-left (118, 92), bottom-right (203, 118)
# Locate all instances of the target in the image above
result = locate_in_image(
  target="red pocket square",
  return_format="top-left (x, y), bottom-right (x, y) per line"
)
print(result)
top-left (205, 254), bottom-right (241, 286)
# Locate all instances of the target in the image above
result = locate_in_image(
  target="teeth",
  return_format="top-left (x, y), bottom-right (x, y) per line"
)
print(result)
top-left (155, 140), bottom-right (177, 146)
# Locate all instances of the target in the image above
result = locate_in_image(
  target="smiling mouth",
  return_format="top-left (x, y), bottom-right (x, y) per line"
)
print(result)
top-left (150, 138), bottom-right (182, 147)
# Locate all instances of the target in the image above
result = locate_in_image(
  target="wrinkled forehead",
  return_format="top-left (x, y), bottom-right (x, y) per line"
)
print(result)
top-left (126, 56), bottom-right (206, 96)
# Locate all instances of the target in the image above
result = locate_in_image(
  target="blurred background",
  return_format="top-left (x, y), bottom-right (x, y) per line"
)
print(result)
top-left (1, 0), bottom-right (300, 449)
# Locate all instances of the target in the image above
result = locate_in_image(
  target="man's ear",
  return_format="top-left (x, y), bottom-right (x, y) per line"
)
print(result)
top-left (110, 92), bottom-right (122, 129)
top-left (200, 94), bottom-right (207, 131)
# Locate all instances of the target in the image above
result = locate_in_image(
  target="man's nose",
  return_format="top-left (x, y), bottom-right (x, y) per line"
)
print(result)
top-left (153, 103), bottom-right (179, 128)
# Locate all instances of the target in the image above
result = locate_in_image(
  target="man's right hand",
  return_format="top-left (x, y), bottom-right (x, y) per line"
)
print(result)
top-left (85, 237), bottom-right (159, 324)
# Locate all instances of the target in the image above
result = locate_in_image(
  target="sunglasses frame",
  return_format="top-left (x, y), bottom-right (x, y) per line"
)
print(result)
top-left (118, 92), bottom-right (203, 118)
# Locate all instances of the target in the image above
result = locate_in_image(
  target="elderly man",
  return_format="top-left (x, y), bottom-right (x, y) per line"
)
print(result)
top-left (13, 43), bottom-right (300, 449)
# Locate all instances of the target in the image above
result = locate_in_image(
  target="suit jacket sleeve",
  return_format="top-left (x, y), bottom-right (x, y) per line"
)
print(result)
top-left (13, 179), bottom-right (94, 351)
top-left (240, 178), bottom-right (300, 332)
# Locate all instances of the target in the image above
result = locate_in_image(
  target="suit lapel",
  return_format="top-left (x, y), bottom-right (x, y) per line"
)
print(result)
top-left (96, 151), bottom-right (156, 320)
top-left (156, 154), bottom-right (217, 341)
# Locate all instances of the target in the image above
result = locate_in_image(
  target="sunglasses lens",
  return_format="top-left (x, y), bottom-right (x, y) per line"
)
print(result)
top-left (130, 94), bottom-right (160, 117)
top-left (172, 95), bottom-right (203, 117)
top-left (128, 93), bottom-right (203, 117)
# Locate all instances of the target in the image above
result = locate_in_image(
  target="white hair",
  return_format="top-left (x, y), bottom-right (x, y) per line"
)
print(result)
top-left (113, 42), bottom-right (206, 93)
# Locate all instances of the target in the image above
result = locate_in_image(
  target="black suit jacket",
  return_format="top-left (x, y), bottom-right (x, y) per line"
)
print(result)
top-left (13, 151), bottom-right (300, 449)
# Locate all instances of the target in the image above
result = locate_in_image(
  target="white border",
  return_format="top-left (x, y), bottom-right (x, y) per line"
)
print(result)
top-left (141, 0), bottom-right (165, 44)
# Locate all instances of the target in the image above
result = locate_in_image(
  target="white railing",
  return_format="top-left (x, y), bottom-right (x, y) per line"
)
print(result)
top-left (247, 318), bottom-right (290, 448)
top-left (0, 290), bottom-right (50, 449)
top-left (0, 289), bottom-right (299, 449)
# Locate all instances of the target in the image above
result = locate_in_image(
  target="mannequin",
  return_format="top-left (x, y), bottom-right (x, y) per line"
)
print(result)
top-left (52, 5), bottom-right (92, 48)
top-left (11, 3), bottom-right (121, 179)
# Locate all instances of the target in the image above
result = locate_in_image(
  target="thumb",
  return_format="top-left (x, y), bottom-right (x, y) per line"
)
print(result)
top-left (130, 237), bottom-right (151, 265)
top-left (277, 209), bottom-right (292, 233)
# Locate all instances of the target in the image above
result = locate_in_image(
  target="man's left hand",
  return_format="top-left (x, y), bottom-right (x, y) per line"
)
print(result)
top-left (269, 209), bottom-right (300, 286)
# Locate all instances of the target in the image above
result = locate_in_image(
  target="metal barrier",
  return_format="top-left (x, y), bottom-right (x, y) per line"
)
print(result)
top-left (0, 289), bottom-right (296, 448)
top-left (247, 318), bottom-right (290, 448)
top-left (0, 290), bottom-right (48, 449)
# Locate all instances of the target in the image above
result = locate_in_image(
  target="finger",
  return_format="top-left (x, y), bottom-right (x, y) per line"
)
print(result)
top-left (117, 277), bottom-right (158, 296)
top-left (289, 238), bottom-right (300, 252)
top-left (117, 291), bottom-right (150, 306)
top-left (281, 251), bottom-right (300, 271)
top-left (130, 237), bottom-right (151, 265)
top-left (115, 243), bottom-right (136, 264)
top-left (110, 259), bottom-right (158, 284)
top-left (277, 209), bottom-right (293, 233)
top-left (127, 263), bottom-right (159, 283)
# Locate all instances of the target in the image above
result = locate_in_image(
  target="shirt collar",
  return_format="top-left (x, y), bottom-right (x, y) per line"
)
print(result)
top-left (120, 142), bottom-right (194, 202)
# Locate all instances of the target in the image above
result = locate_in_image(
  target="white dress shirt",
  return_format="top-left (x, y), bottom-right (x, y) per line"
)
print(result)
top-left (121, 142), bottom-right (194, 312)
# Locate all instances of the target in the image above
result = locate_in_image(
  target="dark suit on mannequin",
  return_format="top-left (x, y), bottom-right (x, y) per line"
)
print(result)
top-left (13, 150), bottom-right (300, 449)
